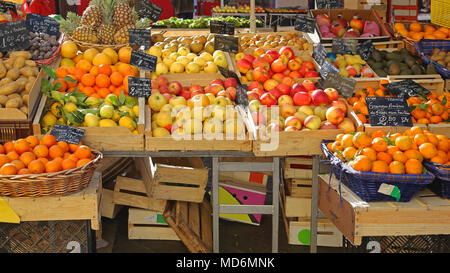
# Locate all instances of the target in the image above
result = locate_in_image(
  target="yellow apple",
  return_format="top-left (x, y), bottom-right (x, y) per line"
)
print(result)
top-left (153, 127), bottom-right (171, 137)
top-left (161, 49), bottom-right (172, 59)
top-left (186, 53), bottom-right (198, 61)
top-left (184, 118), bottom-right (203, 134)
top-left (160, 104), bottom-right (173, 114)
top-left (203, 117), bottom-right (223, 134)
top-left (200, 52), bottom-right (214, 62)
top-left (212, 96), bottom-right (228, 108)
top-left (212, 50), bottom-right (225, 59)
top-left (177, 46), bottom-right (190, 56)
top-left (175, 108), bottom-right (191, 126)
top-left (176, 56), bottom-right (191, 66)
top-left (185, 62), bottom-right (201, 73)
top-left (155, 62), bottom-right (168, 75)
top-left (204, 62), bottom-right (218, 73)
top-left (163, 57), bottom-right (175, 68)
top-left (210, 105), bottom-right (226, 120)
top-left (148, 46), bottom-right (162, 58)
top-left (170, 62), bottom-right (185, 73)
top-left (234, 52), bottom-right (245, 61)
top-left (156, 111), bottom-right (172, 127)
top-left (204, 41), bottom-right (215, 54)
top-left (204, 93), bottom-right (216, 104)
top-left (193, 56), bottom-right (206, 68)
top-left (169, 96), bottom-right (187, 107)
top-left (148, 92), bottom-right (168, 112)
top-left (214, 55), bottom-right (228, 68)
top-left (223, 118), bottom-right (245, 135)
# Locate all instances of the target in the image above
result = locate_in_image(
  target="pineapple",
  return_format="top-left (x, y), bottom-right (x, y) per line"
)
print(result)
top-left (113, 0), bottom-right (135, 30)
top-left (114, 23), bottom-right (135, 44)
top-left (97, 0), bottom-right (117, 44)
top-left (59, 12), bottom-right (81, 36)
top-left (73, 26), bottom-right (99, 44)
top-left (80, 2), bottom-right (103, 29)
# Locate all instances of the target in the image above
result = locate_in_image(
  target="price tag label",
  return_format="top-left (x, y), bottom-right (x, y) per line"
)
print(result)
top-left (50, 125), bottom-right (85, 145)
top-left (210, 20), bottom-right (234, 35)
top-left (378, 183), bottom-right (401, 201)
top-left (130, 50), bottom-right (157, 72)
top-left (319, 60), bottom-right (339, 80)
top-left (129, 28), bottom-right (151, 50)
top-left (25, 13), bottom-right (60, 36)
top-left (235, 84), bottom-right (248, 107)
top-left (383, 79), bottom-right (430, 99)
top-left (294, 14), bottom-right (316, 34)
top-left (322, 73), bottom-right (356, 98)
top-left (332, 38), bottom-right (358, 55)
top-left (218, 66), bottom-right (241, 85)
top-left (0, 20), bottom-right (30, 52)
top-left (313, 43), bottom-right (328, 66)
top-left (357, 40), bottom-right (375, 61)
top-left (316, 0), bottom-right (340, 9)
top-left (214, 34), bottom-right (239, 54)
top-left (136, 0), bottom-right (163, 22)
top-left (366, 97), bottom-right (413, 127)
top-left (127, 76), bottom-right (152, 97)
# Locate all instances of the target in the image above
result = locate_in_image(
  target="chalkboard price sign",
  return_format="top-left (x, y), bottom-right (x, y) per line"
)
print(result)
top-left (319, 60), bottom-right (339, 80)
top-left (357, 40), bottom-right (374, 61)
top-left (214, 34), bottom-right (239, 54)
top-left (0, 20), bottom-right (30, 52)
top-left (136, 0), bottom-right (163, 22)
top-left (210, 20), bottom-right (234, 35)
top-left (128, 76), bottom-right (152, 97)
top-left (26, 13), bottom-right (60, 36)
top-left (129, 29), bottom-right (151, 50)
top-left (332, 38), bottom-right (358, 55)
top-left (316, 0), bottom-right (340, 9)
top-left (50, 125), bottom-right (85, 145)
top-left (383, 79), bottom-right (430, 99)
top-left (130, 50), bottom-right (157, 72)
top-left (218, 66), bottom-right (241, 85)
top-left (313, 44), bottom-right (328, 66)
top-left (235, 84), bottom-right (248, 107)
top-left (322, 72), bottom-right (356, 98)
top-left (294, 14), bottom-right (316, 34)
top-left (366, 97), bottom-right (413, 127)
top-left (0, 1), bottom-right (17, 13)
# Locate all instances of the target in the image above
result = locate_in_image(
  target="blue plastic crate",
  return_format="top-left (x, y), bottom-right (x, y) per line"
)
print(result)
top-left (415, 39), bottom-right (450, 79)
top-left (423, 160), bottom-right (450, 199)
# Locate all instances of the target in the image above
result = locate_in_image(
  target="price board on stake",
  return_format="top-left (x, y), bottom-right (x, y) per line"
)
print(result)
top-left (316, 0), bottom-right (340, 9)
top-left (322, 72), bottom-right (356, 98)
top-left (50, 125), bottom-right (85, 145)
top-left (129, 29), bottom-right (151, 50)
top-left (25, 13), bottom-right (60, 36)
top-left (214, 34), bottom-right (239, 54)
top-left (235, 84), bottom-right (248, 107)
top-left (294, 14), bottom-right (316, 34)
top-left (0, 20), bottom-right (30, 52)
top-left (210, 20), bottom-right (234, 35)
top-left (130, 50), bottom-right (157, 71)
top-left (313, 44), bottom-right (328, 66)
top-left (219, 66), bottom-right (241, 85)
top-left (357, 40), bottom-right (374, 61)
top-left (366, 97), bottom-right (413, 127)
top-left (332, 38), bottom-right (358, 55)
top-left (382, 79), bottom-right (430, 99)
top-left (136, 0), bottom-right (163, 22)
top-left (128, 76), bottom-right (152, 97)
top-left (319, 60), bottom-right (339, 80)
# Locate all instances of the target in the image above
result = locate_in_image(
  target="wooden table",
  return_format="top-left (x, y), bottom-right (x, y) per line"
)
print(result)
top-left (317, 174), bottom-right (450, 246)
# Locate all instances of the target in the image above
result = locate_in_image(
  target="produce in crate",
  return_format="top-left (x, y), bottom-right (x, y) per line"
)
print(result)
top-left (248, 79), bottom-right (356, 134)
top-left (235, 46), bottom-right (318, 83)
top-left (426, 48), bottom-right (450, 70)
top-left (394, 23), bottom-right (450, 41)
top-left (213, 5), bottom-right (265, 13)
top-left (326, 126), bottom-right (450, 174)
top-left (316, 13), bottom-right (381, 38)
top-left (153, 16), bottom-right (264, 29)
top-left (148, 76), bottom-right (245, 137)
top-left (366, 48), bottom-right (437, 77)
top-left (239, 32), bottom-right (310, 51)
top-left (0, 51), bottom-right (39, 115)
top-left (0, 135), bottom-right (94, 175)
top-left (329, 53), bottom-right (375, 78)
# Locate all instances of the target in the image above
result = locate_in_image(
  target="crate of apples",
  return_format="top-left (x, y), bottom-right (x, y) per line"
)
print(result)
top-left (238, 32), bottom-right (310, 52)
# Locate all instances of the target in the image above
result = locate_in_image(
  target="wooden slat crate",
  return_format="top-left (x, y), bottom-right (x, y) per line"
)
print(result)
top-left (128, 208), bottom-right (180, 241)
top-left (428, 124), bottom-right (450, 138)
top-left (101, 188), bottom-right (123, 219)
top-left (113, 176), bottom-right (167, 212)
top-left (280, 181), bottom-right (311, 218)
top-left (163, 199), bottom-right (213, 253)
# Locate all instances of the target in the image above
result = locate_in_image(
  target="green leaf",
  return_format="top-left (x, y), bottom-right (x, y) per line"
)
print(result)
top-left (53, 82), bottom-right (62, 92)
top-left (119, 91), bottom-right (126, 105)
top-left (408, 103), bottom-right (417, 112)
top-left (41, 78), bottom-right (52, 96)
top-left (42, 65), bottom-right (58, 80)
top-left (417, 103), bottom-right (428, 111)
top-left (125, 96), bottom-right (137, 108)
top-left (441, 96), bottom-right (447, 106)
top-left (383, 135), bottom-right (395, 146)
top-left (119, 111), bottom-right (131, 117)
top-left (63, 75), bottom-right (78, 84)
top-left (110, 95), bottom-right (119, 106)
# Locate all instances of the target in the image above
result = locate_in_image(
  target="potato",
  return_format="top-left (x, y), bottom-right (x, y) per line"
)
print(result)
top-left (13, 56), bottom-right (26, 69)
top-left (22, 94), bottom-right (29, 106)
top-left (0, 78), bottom-right (12, 87)
top-left (20, 106), bottom-right (28, 115)
top-left (0, 82), bottom-right (19, 95)
top-left (0, 60), bottom-right (6, 78)
top-left (6, 68), bottom-right (20, 81)
top-left (24, 82), bottom-right (33, 94)
top-left (19, 67), bottom-right (34, 77)
top-left (9, 51), bottom-right (32, 60)
top-left (8, 93), bottom-right (21, 100)
top-left (24, 60), bottom-right (36, 67)
top-left (31, 67), bottom-right (39, 76)
top-left (5, 98), bottom-right (20, 108)
top-left (15, 77), bottom-right (28, 91)
top-left (0, 95), bottom-right (8, 105)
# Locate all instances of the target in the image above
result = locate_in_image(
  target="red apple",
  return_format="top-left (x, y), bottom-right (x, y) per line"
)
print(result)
top-left (284, 116), bottom-right (302, 130)
top-left (151, 88), bottom-right (160, 95)
top-left (217, 90), bottom-right (231, 99)
top-left (294, 56), bottom-right (303, 65)
top-left (281, 77), bottom-right (294, 87)
top-left (284, 126), bottom-right (298, 131)
top-left (247, 91), bottom-right (260, 101)
top-left (151, 80), bottom-right (159, 89)
top-left (266, 49), bottom-right (280, 61)
top-left (168, 81), bottom-right (182, 95)
top-left (180, 90), bottom-right (191, 100)
top-left (302, 61), bottom-right (315, 70)
top-left (288, 59), bottom-right (301, 71)
top-left (320, 121), bottom-right (338, 130)
top-left (189, 84), bottom-right (203, 93)
top-left (272, 73), bottom-right (285, 83)
top-left (261, 53), bottom-right (275, 64)
top-left (252, 57), bottom-right (270, 71)
top-left (269, 88), bottom-right (282, 100)
top-left (159, 85), bottom-right (169, 94)
top-left (326, 106), bottom-right (345, 125)
top-left (301, 80), bottom-right (317, 91)
top-left (276, 83), bottom-right (291, 96)
top-left (279, 55), bottom-right (290, 66)
top-left (263, 79), bottom-right (279, 92)
top-left (311, 89), bottom-right (329, 106)
top-left (304, 71), bottom-right (319, 78)
top-left (210, 79), bottom-right (224, 87)
top-left (251, 87), bottom-right (265, 97)
top-left (293, 92), bottom-right (311, 106)
top-left (271, 58), bottom-right (287, 73)
top-left (162, 92), bottom-right (173, 102)
top-left (299, 66), bottom-right (309, 76)
top-left (289, 70), bottom-right (303, 79)
top-left (206, 84), bottom-right (225, 96)
top-left (260, 93), bottom-right (277, 107)
top-left (236, 59), bottom-right (252, 74)
top-left (224, 78), bottom-right (238, 89)
top-left (280, 104), bottom-right (296, 119)
top-left (252, 66), bottom-right (270, 83)
top-left (156, 76), bottom-right (169, 87)
top-left (278, 94), bottom-right (294, 106)
top-left (279, 46), bottom-right (295, 60)
top-left (243, 54), bottom-right (255, 64)
top-left (225, 86), bottom-right (236, 101)
top-left (248, 81), bottom-right (263, 91)
top-left (191, 90), bottom-right (204, 97)
top-left (304, 115), bottom-right (321, 130)
top-left (253, 48), bottom-right (265, 58)
top-left (331, 99), bottom-right (348, 113)
top-left (338, 118), bottom-right (356, 134)
top-left (324, 88), bottom-right (339, 102)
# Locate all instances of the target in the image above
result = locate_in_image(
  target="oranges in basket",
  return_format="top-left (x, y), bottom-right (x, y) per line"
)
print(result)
top-left (326, 126), bottom-right (450, 174)
top-left (0, 135), bottom-right (94, 176)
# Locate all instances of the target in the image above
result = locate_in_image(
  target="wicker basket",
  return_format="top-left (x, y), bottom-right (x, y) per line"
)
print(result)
top-left (34, 33), bottom-right (64, 67)
top-left (390, 21), bottom-right (439, 56)
top-left (431, 0), bottom-right (450, 28)
top-left (0, 150), bottom-right (102, 197)
top-left (65, 35), bottom-right (129, 52)
top-left (423, 160), bottom-right (450, 199)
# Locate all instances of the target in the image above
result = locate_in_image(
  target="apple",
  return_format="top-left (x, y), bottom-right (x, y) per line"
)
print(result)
top-left (305, 71), bottom-right (319, 78)
top-left (236, 59), bottom-right (252, 74)
top-left (248, 99), bottom-right (261, 113)
top-left (159, 85), bottom-right (169, 94)
top-left (331, 99), bottom-right (348, 113)
top-left (281, 77), bottom-right (294, 88)
top-left (168, 81), bottom-right (182, 95)
top-left (204, 93), bottom-right (216, 104)
top-left (224, 118), bottom-right (245, 136)
top-left (284, 116), bottom-right (302, 130)
top-left (269, 88), bottom-right (282, 100)
top-left (266, 49), bottom-right (280, 60)
top-left (251, 111), bottom-right (266, 125)
top-left (169, 96), bottom-right (187, 107)
top-left (260, 93), bottom-right (277, 107)
top-left (205, 84), bottom-right (225, 96)
top-left (203, 117), bottom-right (223, 134)
top-left (245, 70), bottom-right (254, 81)
top-left (301, 80), bottom-right (316, 91)
top-left (272, 73), bottom-right (285, 83)
top-left (210, 79), bottom-right (224, 87)
top-left (289, 70), bottom-right (303, 79)
top-left (189, 84), bottom-right (203, 93)
top-left (188, 94), bottom-right (210, 109)
top-left (248, 81), bottom-right (263, 91)
top-left (163, 92), bottom-right (173, 102)
top-left (148, 92), bottom-right (168, 112)
top-left (251, 88), bottom-right (265, 97)
top-left (276, 83), bottom-right (291, 96)
top-left (314, 105), bottom-right (328, 121)
top-left (153, 127), bottom-right (171, 137)
top-left (279, 46), bottom-right (295, 60)
top-left (326, 106), bottom-right (345, 125)
top-left (338, 118), bottom-right (356, 134)
top-left (294, 56), bottom-right (303, 65)
top-left (293, 92), bottom-right (311, 106)
top-left (253, 48), bottom-right (265, 58)
top-left (225, 87), bottom-right (236, 101)
top-left (280, 104), bottom-right (296, 119)
top-left (284, 126), bottom-right (298, 131)
top-left (267, 122), bottom-right (282, 133)
top-left (302, 61), bottom-right (316, 70)
top-left (151, 80), bottom-right (159, 89)
top-left (252, 66), bottom-right (270, 83)
top-left (156, 111), bottom-right (172, 128)
top-left (247, 91), bottom-right (260, 101)
top-left (151, 88), bottom-right (161, 95)
top-left (291, 83), bottom-right (307, 94)
top-left (234, 52), bottom-right (245, 61)
top-left (180, 90), bottom-right (191, 100)
top-left (252, 57), bottom-right (270, 71)
top-left (304, 115), bottom-right (321, 130)
top-left (271, 58), bottom-right (287, 73)
top-left (261, 53), bottom-right (275, 64)
top-left (156, 76), bottom-right (169, 87)
top-left (297, 105), bottom-right (314, 116)
top-left (311, 89), bottom-right (329, 106)
top-left (243, 54), bottom-right (255, 64)
top-left (320, 121), bottom-right (338, 130)
top-left (224, 78), bottom-right (238, 89)
top-left (263, 79), bottom-right (279, 92)
top-left (294, 111), bottom-right (308, 123)
top-left (217, 90), bottom-right (231, 100)
top-left (324, 88), bottom-right (339, 102)
top-left (191, 89), bottom-right (205, 97)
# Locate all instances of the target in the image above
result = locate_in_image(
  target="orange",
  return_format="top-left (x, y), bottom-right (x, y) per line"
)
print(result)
top-left (350, 155), bottom-right (372, 172)
top-left (3, 142), bottom-right (14, 153)
top-left (331, 142), bottom-right (342, 152)
top-left (72, 68), bottom-right (86, 82)
top-left (90, 66), bottom-right (99, 77)
top-left (76, 59), bottom-right (93, 72)
top-left (98, 64), bottom-right (112, 76)
top-left (38, 157), bottom-right (49, 165)
top-left (413, 134), bottom-right (428, 146)
top-left (335, 134), bottom-right (345, 142)
top-left (81, 73), bottom-right (96, 87)
top-left (110, 71), bottom-right (124, 86)
top-left (19, 152), bottom-right (36, 167)
top-left (361, 147), bottom-right (377, 161)
top-left (356, 114), bottom-right (367, 124)
top-left (0, 154), bottom-right (9, 167)
top-left (411, 32), bottom-right (424, 41)
top-left (341, 134), bottom-right (355, 149)
top-left (438, 138), bottom-right (450, 152)
top-left (343, 147), bottom-right (357, 160)
top-left (96, 74), bottom-right (111, 88)
top-left (437, 27), bottom-right (450, 35)
top-left (97, 87), bottom-right (111, 98)
top-left (437, 150), bottom-right (449, 162)
top-left (395, 136), bottom-right (413, 151)
top-left (0, 163), bottom-right (17, 175)
top-left (65, 75), bottom-right (78, 88)
top-left (410, 126), bottom-right (424, 136)
top-left (45, 160), bottom-right (62, 173)
top-left (17, 168), bottom-right (31, 175)
top-left (431, 155), bottom-right (445, 165)
top-left (433, 30), bottom-right (447, 39)
top-left (410, 22), bottom-right (422, 32)
top-left (372, 137), bottom-right (388, 152)
top-left (376, 152), bottom-right (393, 165)
top-left (0, 144), bottom-right (3, 154)
top-left (426, 134), bottom-right (439, 146)
top-left (53, 79), bottom-right (67, 92)
top-left (404, 149), bottom-right (424, 162)
top-left (13, 138), bottom-right (30, 154)
top-left (392, 151), bottom-right (408, 164)
top-left (55, 67), bottom-right (69, 78)
top-left (424, 34), bottom-right (436, 39)
top-left (69, 143), bottom-right (82, 153)
top-left (10, 159), bottom-right (25, 170)
top-left (57, 141), bottom-right (70, 153)
top-left (28, 160), bottom-right (45, 174)
top-left (74, 145), bottom-right (91, 159)
top-left (53, 156), bottom-right (63, 165)
top-left (405, 159), bottom-right (423, 175)
top-left (41, 135), bottom-right (57, 148)
top-left (33, 144), bottom-right (49, 158)
top-left (6, 151), bottom-right (19, 161)
top-left (394, 22), bottom-right (406, 31)
top-left (389, 161), bottom-right (405, 174)
top-left (73, 53), bottom-right (84, 64)
top-left (387, 145), bottom-right (401, 156)
top-left (61, 159), bottom-right (77, 170)
top-left (118, 46), bottom-right (132, 63)
top-left (76, 158), bottom-right (91, 167)
top-left (424, 25), bottom-right (436, 33)
top-left (419, 143), bottom-right (438, 159)
top-left (398, 28), bottom-right (409, 37)
top-left (68, 154), bottom-right (79, 163)
top-left (48, 145), bottom-right (64, 159)
top-left (63, 152), bottom-right (71, 159)
top-left (25, 136), bottom-right (40, 148)
top-left (371, 160), bottom-right (390, 173)
top-left (353, 132), bottom-right (372, 148)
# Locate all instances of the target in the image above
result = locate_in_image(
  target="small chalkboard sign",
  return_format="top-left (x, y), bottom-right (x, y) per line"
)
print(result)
top-left (210, 20), bottom-right (234, 35)
top-left (319, 60), bottom-right (339, 80)
top-left (294, 14), bottom-right (316, 34)
top-left (332, 38), bottom-right (358, 55)
top-left (235, 84), bottom-right (248, 107)
top-left (366, 97), bottom-right (413, 127)
top-left (25, 13), bottom-right (60, 36)
top-left (136, 0), bottom-right (163, 22)
top-left (313, 44), bottom-right (328, 66)
top-left (0, 1), bottom-right (17, 13)
top-left (50, 125), bottom-right (85, 145)
top-left (357, 40), bottom-right (374, 61)
top-left (316, 0), bottom-right (340, 9)
top-left (129, 29), bottom-right (151, 50)
top-left (128, 76), bottom-right (152, 97)
top-left (218, 66), bottom-right (241, 85)
top-left (383, 79), bottom-right (430, 99)
top-left (0, 20), bottom-right (30, 52)
top-left (322, 73), bottom-right (356, 98)
top-left (130, 50), bottom-right (157, 72)
top-left (214, 34), bottom-right (239, 54)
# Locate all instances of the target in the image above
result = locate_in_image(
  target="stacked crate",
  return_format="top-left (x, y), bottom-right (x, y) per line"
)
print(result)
top-left (391, 0), bottom-right (418, 21)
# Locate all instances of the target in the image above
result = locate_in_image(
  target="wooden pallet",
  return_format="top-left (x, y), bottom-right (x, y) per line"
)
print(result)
top-left (128, 208), bottom-right (180, 241)
top-left (113, 176), bottom-right (167, 212)
top-left (163, 199), bottom-right (213, 253)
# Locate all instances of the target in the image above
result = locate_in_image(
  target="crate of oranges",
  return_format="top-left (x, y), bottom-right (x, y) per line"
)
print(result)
top-left (321, 126), bottom-right (443, 202)
top-left (0, 135), bottom-right (102, 197)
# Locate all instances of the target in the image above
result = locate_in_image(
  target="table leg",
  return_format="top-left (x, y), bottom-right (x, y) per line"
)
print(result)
top-left (212, 157), bottom-right (220, 253)
top-left (310, 154), bottom-right (320, 253)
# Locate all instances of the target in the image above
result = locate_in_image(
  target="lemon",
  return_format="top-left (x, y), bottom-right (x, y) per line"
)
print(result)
top-left (63, 102), bottom-right (78, 113)
top-left (99, 119), bottom-right (117, 127)
top-left (92, 53), bottom-right (112, 66)
top-left (61, 41), bottom-right (78, 59)
top-left (102, 48), bottom-right (119, 64)
top-left (83, 48), bottom-right (99, 63)
top-left (42, 112), bottom-right (57, 127)
top-left (132, 105), bottom-right (140, 117)
top-left (105, 94), bottom-right (118, 105)
top-left (119, 116), bottom-right (135, 131)
top-left (112, 110), bottom-right (120, 122)
top-left (85, 97), bottom-right (101, 108)
top-left (60, 58), bottom-right (75, 67)
top-left (119, 106), bottom-right (135, 118)
top-left (50, 102), bottom-right (62, 118)
top-left (100, 105), bottom-right (114, 119)
top-left (84, 113), bottom-right (100, 127)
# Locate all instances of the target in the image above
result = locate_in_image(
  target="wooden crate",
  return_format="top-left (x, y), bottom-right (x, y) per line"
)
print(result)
top-left (32, 95), bottom-right (145, 151)
top-left (2, 172), bottom-right (102, 230)
top-left (128, 208), bottom-right (180, 241)
top-left (318, 174), bottom-right (450, 246)
top-left (280, 179), bottom-right (311, 218)
top-left (163, 199), bottom-right (213, 253)
top-left (445, 79), bottom-right (450, 92)
top-left (113, 176), bottom-right (167, 212)
top-left (152, 28), bottom-right (273, 37)
top-left (236, 31), bottom-right (313, 54)
top-left (101, 188), bottom-right (123, 219)
top-left (428, 124), bottom-right (450, 138)
top-left (283, 156), bottom-right (313, 180)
